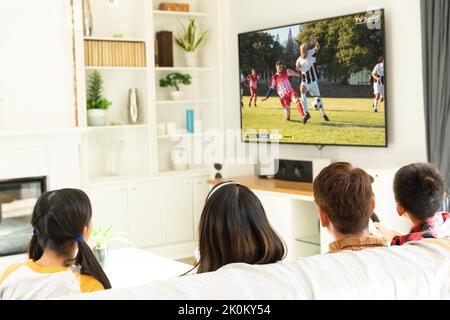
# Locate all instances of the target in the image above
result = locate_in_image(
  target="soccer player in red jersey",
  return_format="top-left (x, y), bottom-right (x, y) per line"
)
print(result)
top-left (262, 61), bottom-right (304, 121)
top-left (246, 69), bottom-right (260, 107)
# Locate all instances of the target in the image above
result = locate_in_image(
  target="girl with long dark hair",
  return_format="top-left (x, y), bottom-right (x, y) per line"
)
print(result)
top-left (187, 182), bottom-right (286, 274)
top-left (0, 189), bottom-right (111, 299)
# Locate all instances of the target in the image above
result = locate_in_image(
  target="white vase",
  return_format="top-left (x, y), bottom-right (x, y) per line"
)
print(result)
top-left (184, 52), bottom-right (198, 68)
top-left (128, 88), bottom-right (139, 124)
top-left (97, 139), bottom-right (125, 176)
top-left (170, 91), bottom-right (184, 100)
top-left (171, 146), bottom-right (189, 171)
top-left (87, 109), bottom-right (107, 126)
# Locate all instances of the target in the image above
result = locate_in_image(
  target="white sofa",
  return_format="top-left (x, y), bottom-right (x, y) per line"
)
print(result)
top-left (67, 239), bottom-right (449, 300)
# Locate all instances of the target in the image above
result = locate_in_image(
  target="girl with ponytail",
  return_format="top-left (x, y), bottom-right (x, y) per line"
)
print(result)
top-left (0, 189), bottom-right (111, 299)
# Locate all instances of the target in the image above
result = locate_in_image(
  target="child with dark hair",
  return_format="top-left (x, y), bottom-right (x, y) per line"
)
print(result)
top-left (0, 189), bottom-right (111, 299)
top-left (375, 163), bottom-right (450, 245)
top-left (188, 182), bottom-right (286, 274)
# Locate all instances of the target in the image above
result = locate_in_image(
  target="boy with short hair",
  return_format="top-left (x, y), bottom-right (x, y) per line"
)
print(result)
top-left (375, 163), bottom-right (450, 245)
top-left (313, 162), bottom-right (386, 253)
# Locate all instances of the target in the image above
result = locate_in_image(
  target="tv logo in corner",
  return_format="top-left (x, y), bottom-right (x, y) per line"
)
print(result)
top-left (355, 10), bottom-right (382, 30)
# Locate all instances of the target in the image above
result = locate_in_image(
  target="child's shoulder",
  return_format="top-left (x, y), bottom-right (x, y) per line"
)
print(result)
top-left (79, 274), bottom-right (105, 293)
top-left (0, 262), bottom-right (28, 286)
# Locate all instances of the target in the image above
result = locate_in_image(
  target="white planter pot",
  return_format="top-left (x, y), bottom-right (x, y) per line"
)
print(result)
top-left (184, 52), bottom-right (198, 68)
top-left (87, 109), bottom-right (107, 126)
top-left (170, 91), bottom-right (185, 100)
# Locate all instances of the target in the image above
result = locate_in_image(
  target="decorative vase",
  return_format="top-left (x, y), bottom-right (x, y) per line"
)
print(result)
top-left (184, 52), bottom-right (198, 68)
top-left (171, 146), bottom-right (189, 171)
top-left (170, 91), bottom-right (184, 100)
top-left (82, 0), bottom-right (93, 37)
top-left (97, 139), bottom-right (125, 176)
top-left (93, 246), bottom-right (108, 268)
top-left (87, 109), bottom-right (107, 126)
top-left (128, 88), bottom-right (139, 124)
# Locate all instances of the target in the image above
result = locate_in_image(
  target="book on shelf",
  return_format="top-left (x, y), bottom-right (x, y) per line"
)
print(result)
top-left (83, 39), bottom-right (146, 68)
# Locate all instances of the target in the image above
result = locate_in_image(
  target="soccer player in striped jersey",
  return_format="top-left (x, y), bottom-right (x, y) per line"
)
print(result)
top-left (296, 39), bottom-right (330, 124)
top-left (246, 69), bottom-right (260, 107)
top-left (372, 56), bottom-right (384, 112)
top-left (261, 61), bottom-right (304, 121)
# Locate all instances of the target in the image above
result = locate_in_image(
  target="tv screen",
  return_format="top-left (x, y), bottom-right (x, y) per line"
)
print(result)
top-left (238, 10), bottom-right (386, 147)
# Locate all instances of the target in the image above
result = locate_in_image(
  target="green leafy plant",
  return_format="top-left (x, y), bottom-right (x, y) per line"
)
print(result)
top-left (91, 225), bottom-right (127, 248)
top-left (159, 72), bottom-right (192, 91)
top-left (174, 18), bottom-right (208, 52)
top-left (86, 71), bottom-right (112, 110)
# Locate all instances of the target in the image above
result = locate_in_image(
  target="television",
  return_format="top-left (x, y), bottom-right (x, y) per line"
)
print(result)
top-left (238, 10), bottom-right (387, 147)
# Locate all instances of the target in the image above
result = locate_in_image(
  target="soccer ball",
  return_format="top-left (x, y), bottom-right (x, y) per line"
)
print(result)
top-left (312, 97), bottom-right (323, 110)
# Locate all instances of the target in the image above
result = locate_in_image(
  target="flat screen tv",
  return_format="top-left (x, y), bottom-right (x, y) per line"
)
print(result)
top-left (238, 10), bottom-right (387, 147)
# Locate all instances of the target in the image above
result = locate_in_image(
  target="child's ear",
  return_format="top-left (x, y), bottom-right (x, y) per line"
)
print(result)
top-left (82, 226), bottom-right (89, 241)
top-left (396, 202), bottom-right (406, 217)
top-left (371, 196), bottom-right (376, 213)
top-left (317, 207), bottom-right (330, 228)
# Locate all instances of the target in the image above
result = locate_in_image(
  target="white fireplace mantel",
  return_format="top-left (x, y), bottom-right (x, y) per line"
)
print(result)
top-left (0, 128), bottom-right (87, 190)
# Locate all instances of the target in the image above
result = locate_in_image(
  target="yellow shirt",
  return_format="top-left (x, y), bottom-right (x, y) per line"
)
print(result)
top-left (0, 260), bottom-right (104, 300)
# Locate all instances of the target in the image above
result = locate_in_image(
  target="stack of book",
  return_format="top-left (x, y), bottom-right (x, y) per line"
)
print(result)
top-left (84, 40), bottom-right (146, 67)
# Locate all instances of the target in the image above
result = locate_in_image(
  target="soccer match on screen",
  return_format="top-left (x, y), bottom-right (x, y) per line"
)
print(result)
top-left (239, 10), bottom-right (386, 147)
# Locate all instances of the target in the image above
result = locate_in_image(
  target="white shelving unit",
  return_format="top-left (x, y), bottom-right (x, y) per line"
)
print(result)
top-left (73, 0), bottom-right (224, 182)
top-left (72, 0), bottom-right (224, 258)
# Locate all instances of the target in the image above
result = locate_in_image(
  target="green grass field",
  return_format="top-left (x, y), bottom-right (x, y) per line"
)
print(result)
top-left (241, 96), bottom-right (386, 146)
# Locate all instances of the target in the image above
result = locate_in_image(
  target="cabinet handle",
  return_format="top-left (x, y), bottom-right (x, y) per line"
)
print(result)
top-left (131, 187), bottom-right (137, 191)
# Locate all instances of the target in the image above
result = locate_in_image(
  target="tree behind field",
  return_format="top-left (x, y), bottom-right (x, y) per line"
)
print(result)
top-left (297, 15), bottom-right (384, 84)
top-left (239, 32), bottom-right (282, 75)
top-left (239, 32), bottom-right (283, 77)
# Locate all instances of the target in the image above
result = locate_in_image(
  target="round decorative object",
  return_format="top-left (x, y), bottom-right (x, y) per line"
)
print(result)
top-left (184, 52), bottom-right (199, 68)
top-left (87, 109), bottom-right (107, 126)
top-left (170, 91), bottom-right (185, 100)
top-left (171, 146), bottom-right (189, 171)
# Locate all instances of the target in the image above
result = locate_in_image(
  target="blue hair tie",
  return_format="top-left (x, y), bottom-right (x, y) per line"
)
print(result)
top-left (33, 229), bottom-right (38, 236)
top-left (74, 235), bottom-right (83, 242)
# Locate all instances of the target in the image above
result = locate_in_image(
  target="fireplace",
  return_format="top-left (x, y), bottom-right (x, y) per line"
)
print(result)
top-left (0, 176), bottom-right (46, 256)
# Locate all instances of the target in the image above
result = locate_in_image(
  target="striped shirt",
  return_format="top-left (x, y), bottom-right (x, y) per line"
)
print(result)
top-left (269, 70), bottom-right (295, 98)
top-left (296, 49), bottom-right (318, 84)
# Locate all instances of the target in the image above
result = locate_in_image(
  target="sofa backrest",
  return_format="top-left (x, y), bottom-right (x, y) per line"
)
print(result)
top-left (66, 239), bottom-right (450, 300)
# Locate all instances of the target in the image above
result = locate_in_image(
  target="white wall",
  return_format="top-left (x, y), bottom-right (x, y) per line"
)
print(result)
top-left (0, 0), bottom-right (75, 130)
top-left (222, 0), bottom-right (426, 232)
top-left (222, 0), bottom-right (427, 170)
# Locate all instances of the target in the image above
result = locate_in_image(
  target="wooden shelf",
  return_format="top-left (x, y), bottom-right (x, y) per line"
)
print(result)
top-left (208, 176), bottom-right (314, 198)
top-left (153, 10), bottom-right (210, 17)
top-left (156, 99), bottom-right (215, 105)
top-left (155, 67), bottom-right (213, 72)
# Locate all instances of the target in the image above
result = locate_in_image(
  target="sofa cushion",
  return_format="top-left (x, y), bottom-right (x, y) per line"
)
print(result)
top-left (65, 239), bottom-right (450, 300)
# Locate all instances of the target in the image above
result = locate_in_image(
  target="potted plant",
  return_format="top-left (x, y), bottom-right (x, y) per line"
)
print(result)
top-left (159, 72), bottom-right (192, 100)
top-left (86, 71), bottom-right (112, 126)
top-left (174, 18), bottom-right (208, 67)
top-left (91, 225), bottom-right (127, 268)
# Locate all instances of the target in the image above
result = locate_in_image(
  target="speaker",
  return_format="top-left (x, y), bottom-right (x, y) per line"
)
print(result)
top-left (274, 158), bottom-right (331, 183)
top-left (211, 162), bottom-right (255, 180)
top-left (155, 31), bottom-right (173, 67)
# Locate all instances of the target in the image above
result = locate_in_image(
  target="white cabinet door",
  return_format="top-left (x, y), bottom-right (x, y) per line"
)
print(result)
top-left (128, 181), bottom-right (163, 248)
top-left (89, 184), bottom-right (128, 236)
top-left (193, 177), bottom-right (210, 240)
top-left (162, 178), bottom-right (194, 244)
